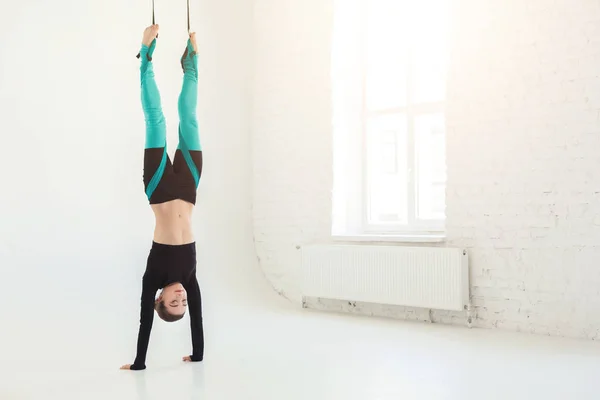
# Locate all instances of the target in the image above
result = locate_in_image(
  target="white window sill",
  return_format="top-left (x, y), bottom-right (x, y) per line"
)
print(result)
top-left (332, 233), bottom-right (446, 243)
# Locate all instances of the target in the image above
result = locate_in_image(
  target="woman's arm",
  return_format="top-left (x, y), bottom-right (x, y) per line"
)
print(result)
top-left (124, 276), bottom-right (157, 370)
top-left (183, 274), bottom-right (204, 362)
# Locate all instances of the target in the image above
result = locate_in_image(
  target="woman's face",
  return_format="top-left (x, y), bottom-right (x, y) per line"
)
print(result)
top-left (158, 283), bottom-right (188, 315)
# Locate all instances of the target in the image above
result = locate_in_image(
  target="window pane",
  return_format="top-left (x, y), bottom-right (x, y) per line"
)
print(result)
top-left (409, 0), bottom-right (450, 104)
top-left (412, 45), bottom-right (447, 104)
top-left (415, 113), bottom-right (446, 221)
top-left (365, 0), bottom-right (409, 111)
top-left (366, 113), bottom-right (408, 224)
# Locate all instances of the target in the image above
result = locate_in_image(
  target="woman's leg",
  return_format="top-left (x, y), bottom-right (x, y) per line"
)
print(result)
top-left (140, 39), bottom-right (166, 149)
top-left (139, 28), bottom-right (171, 203)
top-left (173, 35), bottom-right (203, 193)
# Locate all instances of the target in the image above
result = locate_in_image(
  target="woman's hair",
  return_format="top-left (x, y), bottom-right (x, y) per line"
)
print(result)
top-left (154, 300), bottom-right (185, 322)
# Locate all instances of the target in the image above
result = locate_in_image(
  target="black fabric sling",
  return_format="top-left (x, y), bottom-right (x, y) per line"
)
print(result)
top-left (187, 0), bottom-right (191, 32)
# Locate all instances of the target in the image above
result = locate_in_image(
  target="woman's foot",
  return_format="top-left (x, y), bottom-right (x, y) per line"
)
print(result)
top-left (188, 32), bottom-right (198, 53)
top-left (142, 24), bottom-right (159, 47)
top-left (140, 24), bottom-right (159, 61)
top-left (181, 32), bottom-right (199, 74)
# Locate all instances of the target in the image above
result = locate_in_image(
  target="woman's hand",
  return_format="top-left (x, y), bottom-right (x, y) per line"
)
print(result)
top-left (182, 355), bottom-right (203, 362)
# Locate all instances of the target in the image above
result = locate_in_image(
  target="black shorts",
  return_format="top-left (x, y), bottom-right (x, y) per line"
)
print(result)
top-left (143, 148), bottom-right (203, 205)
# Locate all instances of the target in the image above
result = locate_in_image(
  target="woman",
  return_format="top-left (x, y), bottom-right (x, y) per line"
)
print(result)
top-left (120, 25), bottom-right (204, 371)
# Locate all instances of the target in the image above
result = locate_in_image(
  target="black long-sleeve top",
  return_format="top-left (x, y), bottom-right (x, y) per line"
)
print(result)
top-left (130, 242), bottom-right (204, 370)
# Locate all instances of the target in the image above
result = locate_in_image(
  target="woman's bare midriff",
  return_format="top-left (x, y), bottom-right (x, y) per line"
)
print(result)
top-left (151, 199), bottom-right (195, 245)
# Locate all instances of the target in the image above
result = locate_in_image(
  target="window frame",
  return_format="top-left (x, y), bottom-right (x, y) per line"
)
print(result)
top-left (331, 0), bottom-right (448, 241)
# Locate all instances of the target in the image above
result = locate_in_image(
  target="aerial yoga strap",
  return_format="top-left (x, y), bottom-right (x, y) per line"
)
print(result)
top-left (186, 0), bottom-right (191, 33)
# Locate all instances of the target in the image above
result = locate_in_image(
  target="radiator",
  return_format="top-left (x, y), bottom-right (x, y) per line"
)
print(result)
top-left (301, 244), bottom-right (469, 312)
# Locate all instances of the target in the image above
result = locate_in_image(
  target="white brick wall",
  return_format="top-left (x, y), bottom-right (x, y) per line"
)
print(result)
top-left (252, 0), bottom-right (600, 339)
top-left (252, 0), bottom-right (335, 299)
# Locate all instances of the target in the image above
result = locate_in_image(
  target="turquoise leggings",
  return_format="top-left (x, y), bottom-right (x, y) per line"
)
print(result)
top-left (140, 39), bottom-right (203, 205)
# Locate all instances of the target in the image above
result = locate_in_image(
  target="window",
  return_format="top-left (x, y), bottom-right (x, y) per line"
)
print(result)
top-left (332, 0), bottom-right (450, 240)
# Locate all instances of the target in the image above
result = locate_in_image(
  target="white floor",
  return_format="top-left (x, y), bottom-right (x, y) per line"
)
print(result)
top-left (3, 264), bottom-right (600, 400)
